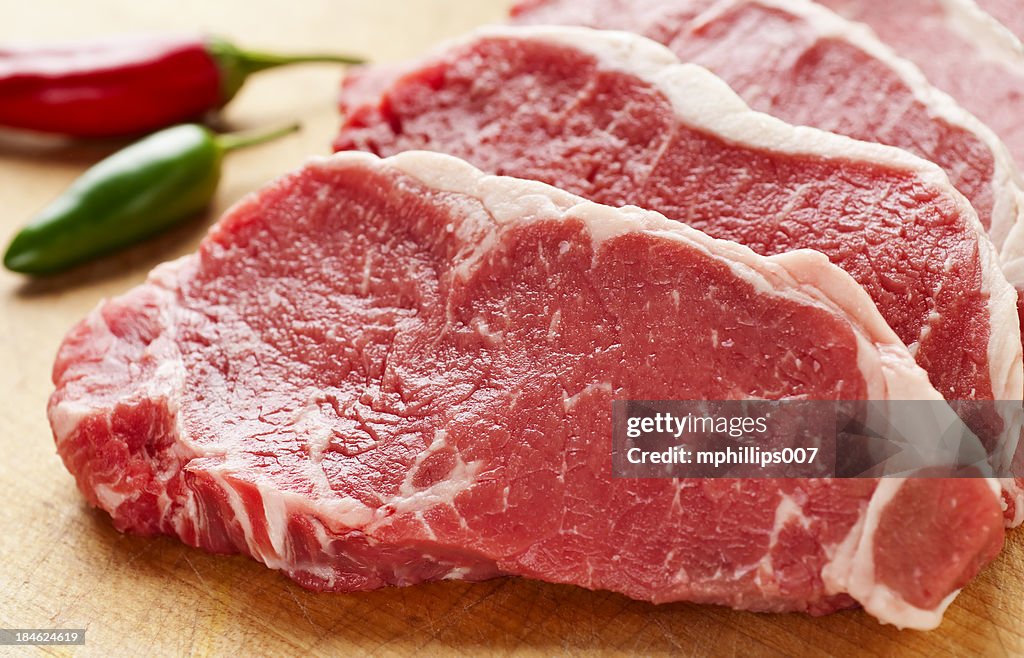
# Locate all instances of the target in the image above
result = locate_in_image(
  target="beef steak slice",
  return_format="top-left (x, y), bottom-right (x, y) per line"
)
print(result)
top-left (50, 151), bottom-right (1003, 630)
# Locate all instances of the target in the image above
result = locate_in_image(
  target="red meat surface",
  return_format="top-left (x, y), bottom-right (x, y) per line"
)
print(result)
top-left (333, 28), bottom-right (1023, 516)
top-left (50, 152), bottom-right (1004, 629)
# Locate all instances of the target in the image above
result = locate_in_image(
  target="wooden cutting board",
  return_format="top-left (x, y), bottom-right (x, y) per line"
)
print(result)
top-left (1, 1), bottom-right (1022, 655)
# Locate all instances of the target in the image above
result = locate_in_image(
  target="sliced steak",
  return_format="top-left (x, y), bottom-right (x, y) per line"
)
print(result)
top-left (510, 0), bottom-right (1024, 251)
top-left (815, 0), bottom-right (1024, 175)
top-left (333, 27), bottom-right (1023, 517)
top-left (50, 151), bottom-right (1004, 628)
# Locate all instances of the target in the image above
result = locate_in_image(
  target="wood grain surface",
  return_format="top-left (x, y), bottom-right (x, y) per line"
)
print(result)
top-left (1, 1), bottom-right (1022, 656)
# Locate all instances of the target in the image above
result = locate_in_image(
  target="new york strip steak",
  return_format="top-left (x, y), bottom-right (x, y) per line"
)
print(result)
top-left (50, 151), bottom-right (1004, 629)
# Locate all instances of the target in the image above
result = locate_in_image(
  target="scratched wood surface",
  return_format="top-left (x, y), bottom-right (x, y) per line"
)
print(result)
top-left (1, 1), bottom-right (1023, 656)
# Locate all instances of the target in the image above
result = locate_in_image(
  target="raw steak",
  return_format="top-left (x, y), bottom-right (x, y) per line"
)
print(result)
top-left (50, 151), bottom-right (1004, 629)
top-left (333, 27), bottom-right (1024, 517)
top-left (815, 0), bottom-right (1024, 177)
top-left (510, 0), bottom-right (1024, 251)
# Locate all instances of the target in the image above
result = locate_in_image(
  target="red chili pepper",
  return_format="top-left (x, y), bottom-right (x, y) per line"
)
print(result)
top-left (0, 34), bottom-right (363, 137)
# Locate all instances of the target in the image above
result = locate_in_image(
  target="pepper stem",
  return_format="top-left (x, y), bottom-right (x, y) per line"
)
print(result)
top-left (216, 123), bottom-right (301, 153)
top-left (230, 47), bottom-right (365, 72)
top-left (207, 37), bottom-right (366, 104)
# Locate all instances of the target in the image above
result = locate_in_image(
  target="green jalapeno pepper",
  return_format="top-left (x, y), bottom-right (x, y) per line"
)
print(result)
top-left (3, 122), bottom-right (298, 274)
